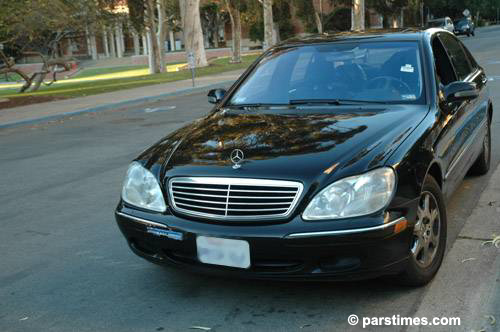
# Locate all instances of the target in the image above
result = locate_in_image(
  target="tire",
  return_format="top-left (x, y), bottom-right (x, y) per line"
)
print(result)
top-left (397, 176), bottom-right (447, 286)
top-left (472, 30), bottom-right (475, 36)
top-left (469, 119), bottom-right (491, 175)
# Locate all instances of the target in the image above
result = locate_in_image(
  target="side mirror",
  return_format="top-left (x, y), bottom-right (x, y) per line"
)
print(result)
top-left (443, 81), bottom-right (479, 104)
top-left (207, 88), bottom-right (226, 104)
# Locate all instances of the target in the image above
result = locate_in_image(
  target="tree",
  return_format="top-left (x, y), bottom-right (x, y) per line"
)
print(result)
top-left (366, 0), bottom-right (408, 27)
top-left (263, 0), bottom-right (274, 49)
top-left (0, 0), bottom-right (112, 92)
top-left (179, 0), bottom-right (208, 67)
top-left (314, 0), bottom-right (324, 33)
top-left (352, 0), bottom-right (365, 30)
top-left (201, 1), bottom-right (228, 48)
top-left (225, 0), bottom-right (242, 63)
top-left (145, 0), bottom-right (162, 73)
top-left (291, 0), bottom-right (317, 33)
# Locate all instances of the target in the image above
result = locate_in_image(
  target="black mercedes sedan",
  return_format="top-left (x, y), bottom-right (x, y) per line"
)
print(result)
top-left (115, 29), bottom-right (492, 286)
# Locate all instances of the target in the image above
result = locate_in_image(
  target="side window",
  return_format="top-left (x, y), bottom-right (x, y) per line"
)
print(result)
top-left (439, 33), bottom-right (472, 80)
top-left (432, 37), bottom-right (456, 85)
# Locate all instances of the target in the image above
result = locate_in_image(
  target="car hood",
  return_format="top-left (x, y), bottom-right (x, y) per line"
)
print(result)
top-left (147, 105), bottom-right (428, 185)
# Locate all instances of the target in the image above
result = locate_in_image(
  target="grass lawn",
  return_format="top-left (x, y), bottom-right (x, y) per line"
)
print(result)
top-left (72, 65), bottom-right (148, 79)
top-left (0, 55), bottom-right (259, 101)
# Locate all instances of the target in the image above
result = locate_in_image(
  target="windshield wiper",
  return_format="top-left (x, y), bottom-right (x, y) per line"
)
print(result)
top-left (289, 99), bottom-right (388, 105)
top-left (227, 103), bottom-right (288, 108)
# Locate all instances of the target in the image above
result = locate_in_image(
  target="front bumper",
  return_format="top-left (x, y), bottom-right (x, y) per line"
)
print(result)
top-left (454, 28), bottom-right (471, 35)
top-left (115, 202), bottom-right (417, 281)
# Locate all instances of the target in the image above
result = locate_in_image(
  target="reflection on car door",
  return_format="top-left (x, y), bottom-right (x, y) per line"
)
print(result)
top-left (435, 33), bottom-right (488, 197)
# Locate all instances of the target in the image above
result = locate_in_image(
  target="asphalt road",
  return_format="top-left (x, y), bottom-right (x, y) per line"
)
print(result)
top-left (1, 27), bottom-right (500, 332)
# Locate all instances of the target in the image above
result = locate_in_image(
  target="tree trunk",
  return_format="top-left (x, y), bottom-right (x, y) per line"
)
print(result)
top-left (89, 32), bottom-right (98, 60)
top-left (119, 26), bottom-right (125, 53)
top-left (169, 30), bottom-right (175, 51)
top-left (263, 0), bottom-right (273, 49)
top-left (102, 30), bottom-right (110, 57)
top-left (157, 0), bottom-right (166, 71)
top-left (225, 0), bottom-right (241, 63)
top-left (142, 33), bottom-right (148, 55)
top-left (85, 27), bottom-right (92, 56)
top-left (212, 29), bottom-right (219, 48)
top-left (314, 0), bottom-right (323, 33)
top-left (314, 11), bottom-right (323, 34)
top-left (351, 0), bottom-right (365, 31)
top-left (145, 0), bottom-right (161, 73)
top-left (132, 30), bottom-right (140, 56)
top-left (115, 24), bottom-right (123, 58)
top-left (180, 0), bottom-right (208, 67)
top-left (108, 29), bottom-right (116, 57)
top-left (391, 14), bottom-right (399, 28)
top-left (147, 30), bottom-right (155, 73)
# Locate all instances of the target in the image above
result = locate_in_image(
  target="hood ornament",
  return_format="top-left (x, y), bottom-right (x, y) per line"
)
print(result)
top-left (230, 149), bottom-right (244, 169)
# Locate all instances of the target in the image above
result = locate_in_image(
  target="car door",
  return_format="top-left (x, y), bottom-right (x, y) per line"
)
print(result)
top-left (436, 33), bottom-right (488, 196)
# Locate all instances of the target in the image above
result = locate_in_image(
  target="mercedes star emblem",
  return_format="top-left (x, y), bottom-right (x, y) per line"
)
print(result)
top-left (230, 149), bottom-right (244, 169)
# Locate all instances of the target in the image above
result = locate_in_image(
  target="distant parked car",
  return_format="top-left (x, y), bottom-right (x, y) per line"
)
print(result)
top-left (426, 17), bottom-right (454, 32)
top-left (454, 17), bottom-right (475, 36)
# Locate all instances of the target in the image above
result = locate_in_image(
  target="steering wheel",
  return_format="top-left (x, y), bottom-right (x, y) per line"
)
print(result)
top-left (366, 76), bottom-right (412, 95)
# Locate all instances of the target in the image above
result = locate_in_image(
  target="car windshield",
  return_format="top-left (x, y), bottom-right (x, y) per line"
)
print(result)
top-left (228, 41), bottom-right (424, 106)
top-left (427, 20), bottom-right (445, 27)
top-left (455, 19), bottom-right (469, 27)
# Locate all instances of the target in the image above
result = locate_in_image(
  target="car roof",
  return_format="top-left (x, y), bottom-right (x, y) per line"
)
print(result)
top-left (276, 29), bottom-right (428, 48)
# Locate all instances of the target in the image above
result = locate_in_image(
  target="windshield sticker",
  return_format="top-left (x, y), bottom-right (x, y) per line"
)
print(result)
top-left (402, 94), bottom-right (417, 100)
top-left (400, 64), bottom-right (415, 73)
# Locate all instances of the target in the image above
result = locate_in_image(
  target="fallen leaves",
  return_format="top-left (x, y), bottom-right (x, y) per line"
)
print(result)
top-left (461, 257), bottom-right (477, 263)
top-left (190, 326), bottom-right (211, 331)
top-left (481, 234), bottom-right (500, 248)
top-left (484, 314), bottom-right (496, 326)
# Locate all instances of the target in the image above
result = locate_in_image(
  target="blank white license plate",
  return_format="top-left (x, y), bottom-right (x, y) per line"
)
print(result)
top-left (196, 236), bottom-right (250, 269)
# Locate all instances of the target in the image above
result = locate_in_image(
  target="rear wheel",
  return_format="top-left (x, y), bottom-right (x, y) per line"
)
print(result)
top-left (397, 176), bottom-right (447, 286)
top-left (469, 119), bottom-right (491, 175)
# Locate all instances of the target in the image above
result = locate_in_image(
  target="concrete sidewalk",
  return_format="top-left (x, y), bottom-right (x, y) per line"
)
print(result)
top-left (0, 69), bottom-right (244, 129)
top-left (409, 166), bottom-right (500, 331)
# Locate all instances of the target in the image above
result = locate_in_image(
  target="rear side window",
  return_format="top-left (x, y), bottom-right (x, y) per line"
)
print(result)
top-left (439, 33), bottom-right (472, 80)
top-left (462, 44), bottom-right (479, 71)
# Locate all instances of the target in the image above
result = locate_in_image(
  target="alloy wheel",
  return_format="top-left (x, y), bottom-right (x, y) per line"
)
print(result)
top-left (411, 191), bottom-right (441, 268)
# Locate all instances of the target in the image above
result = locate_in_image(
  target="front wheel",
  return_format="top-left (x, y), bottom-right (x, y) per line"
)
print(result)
top-left (397, 176), bottom-right (447, 286)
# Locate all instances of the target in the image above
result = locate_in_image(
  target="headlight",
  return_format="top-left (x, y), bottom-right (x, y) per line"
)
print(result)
top-left (121, 162), bottom-right (166, 212)
top-left (303, 167), bottom-right (396, 220)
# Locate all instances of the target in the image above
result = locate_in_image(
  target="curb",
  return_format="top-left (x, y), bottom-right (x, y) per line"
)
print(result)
top-left (0, 79), bottom-right (235, 130)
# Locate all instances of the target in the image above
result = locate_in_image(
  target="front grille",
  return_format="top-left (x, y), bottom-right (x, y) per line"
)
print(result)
top-left (168, 177), bottom-right (303, 220)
